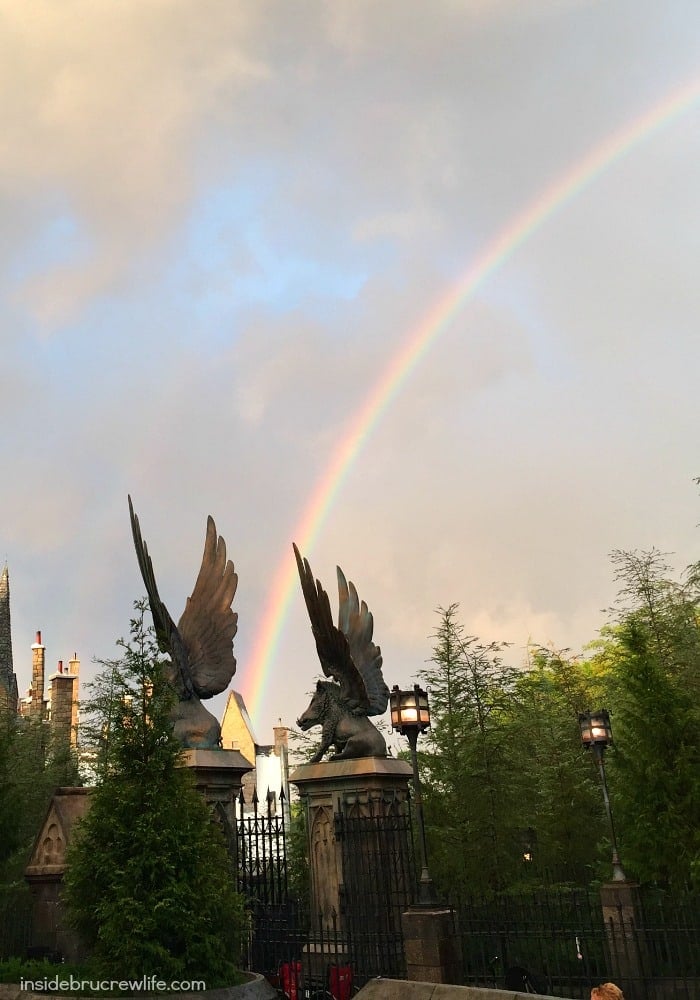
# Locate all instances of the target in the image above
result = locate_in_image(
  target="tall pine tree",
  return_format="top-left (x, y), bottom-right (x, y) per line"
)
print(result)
top-left (418, 605), bottom-right (520, 896)
top-left (64, 601), bottom-right (246, 982)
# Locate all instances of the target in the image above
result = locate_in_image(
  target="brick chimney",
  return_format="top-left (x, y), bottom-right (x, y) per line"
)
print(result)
top-left (68, 652), bottom-right (80, 742)
top-left (273, 725), bottom-right (289, 755)
top-left (49, 658), bottom-right (78, 748)
top-left (31, 631), bottom-right (45, 719)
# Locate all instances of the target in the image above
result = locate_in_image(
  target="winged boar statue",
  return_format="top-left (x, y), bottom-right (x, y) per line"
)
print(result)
top-left (294, 543), bottom-right (389, 762)
top-left (128, 496), bottom-right (238, 748)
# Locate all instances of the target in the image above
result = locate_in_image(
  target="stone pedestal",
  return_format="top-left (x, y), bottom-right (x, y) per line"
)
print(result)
top-left (291, 757), bottom-right (413, 982)
top-left (291, 757), bottom-right (413, 932)
top-left (600, 881), bottom-right (646, 995)
top-left (181, 747), bottom-right (253, 851)
top-left (401, 906), bottom-right (462, 984)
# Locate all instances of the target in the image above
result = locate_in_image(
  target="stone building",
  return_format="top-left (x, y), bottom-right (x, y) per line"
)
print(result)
top-left (16, 633), bottom-right (80, 748)
top-left (0, 563), bottom-right (80, 746)
top-left (220, 690), bottom-right (290, 815)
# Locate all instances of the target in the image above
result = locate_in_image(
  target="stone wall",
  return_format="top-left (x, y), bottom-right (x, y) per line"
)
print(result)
top-left (357, 980), bottom-right (576, 1000)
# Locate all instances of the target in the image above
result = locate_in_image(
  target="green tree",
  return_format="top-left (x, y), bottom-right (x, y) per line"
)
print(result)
top-left (600, 550), bottom-right (700, 886)
top-left (0, 709), bottom-right (20, 869)
top-left (417, 604), bottom-right (521, 896)
top-left (509, 647), bottom-right (607, 884)
top-left (63, 600), bottom-right (246, 982)
top-left (0, 704), bottom-right (81, 896)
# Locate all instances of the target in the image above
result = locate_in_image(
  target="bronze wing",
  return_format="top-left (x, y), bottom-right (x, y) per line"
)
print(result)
top-left (177, 515), bottom-right (238, 699)
top-left (336, 566), bottom-right (389, 717)
top-left (128, 495), bottom-right (193, 698)
top-left (294, 544), bottom-right (374, 714)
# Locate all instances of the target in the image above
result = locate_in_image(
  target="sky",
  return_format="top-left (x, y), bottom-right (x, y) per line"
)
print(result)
top-left (2, 1), bottom-right (700, 749)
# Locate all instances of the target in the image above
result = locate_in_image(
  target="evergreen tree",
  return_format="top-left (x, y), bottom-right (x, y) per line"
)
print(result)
top-left (0, 704), bottom-right (81, 899)
top-left (600, 550), bottom-right (700, 886)
top-left (0, 708), bottom-right (20, 872)
top-left (509, 648), bottom-right (606, 884)
top-left (63, 601), bottom-right (246, 982)
top-left (418, 605), bottom-right (520, 896)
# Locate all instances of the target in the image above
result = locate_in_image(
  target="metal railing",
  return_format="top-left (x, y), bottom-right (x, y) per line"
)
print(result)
top-left (454, 885), bottom-right (700, 1000)
top-left (0, 889), bottom-right (33, 960)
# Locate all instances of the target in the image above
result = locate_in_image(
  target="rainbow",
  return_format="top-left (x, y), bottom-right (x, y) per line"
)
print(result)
top-left (242, 75), bottom-right (700, 724)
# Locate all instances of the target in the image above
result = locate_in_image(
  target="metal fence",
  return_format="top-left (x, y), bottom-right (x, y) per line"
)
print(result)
top-left (456, 887), bottom-right (610, 996)
top-left (335, 801), bottom-right (414, 980)
top-left (454, 885), bottom-right (700, 1000)
top-left (233, 787), bottom-right (699, 999)
top-left (631, 886), bottom-right (700, 1000)
top-left (0, 888), bottom-right (33, 960)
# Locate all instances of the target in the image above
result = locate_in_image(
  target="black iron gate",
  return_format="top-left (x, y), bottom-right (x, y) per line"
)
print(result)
top-left (335, 800), bottom-right (414, 980)
top-left (235, 788), bottom-right (416, 988)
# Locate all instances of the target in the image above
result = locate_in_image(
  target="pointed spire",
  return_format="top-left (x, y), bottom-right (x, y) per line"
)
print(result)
top-left (0, 564), bottom-right (18, 712)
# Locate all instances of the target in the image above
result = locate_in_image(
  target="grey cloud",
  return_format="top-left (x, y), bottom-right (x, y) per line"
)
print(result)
top-left (2, 1), bottom-right (700, 739)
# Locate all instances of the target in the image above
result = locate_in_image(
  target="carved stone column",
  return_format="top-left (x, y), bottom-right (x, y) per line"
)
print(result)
top-left (181, 747), bottom-right (253, 854)
top-left (291, 757), bottom-right (413, 980)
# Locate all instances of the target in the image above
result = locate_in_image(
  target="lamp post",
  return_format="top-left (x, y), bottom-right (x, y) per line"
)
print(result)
top-left (578, 708), bottom-right (627, 882)
top-left (390, 684), bottom-right (438, 905)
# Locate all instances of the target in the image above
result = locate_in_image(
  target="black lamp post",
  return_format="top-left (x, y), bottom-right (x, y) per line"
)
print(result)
top-left (578, 708), bottom-right (627, 882)
top-left (390, 684), bottom-right (438, 905)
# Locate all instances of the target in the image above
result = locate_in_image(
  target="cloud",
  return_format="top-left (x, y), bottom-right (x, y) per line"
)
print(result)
top-left (2, 1), bottom-right (700, 743)
top-left (1, 1), bottom-right (268, 324)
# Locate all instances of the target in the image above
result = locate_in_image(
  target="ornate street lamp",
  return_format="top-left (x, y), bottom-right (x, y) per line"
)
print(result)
top-left (390, 684), bottom-right (438, 905)
top-left (578, 708), bottom-right (627, 882)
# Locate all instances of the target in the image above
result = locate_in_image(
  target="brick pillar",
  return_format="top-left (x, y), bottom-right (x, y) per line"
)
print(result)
top-left (273, 725), bottom-right (288, 754)
top-left (31, 631), bottom-right (46, 719)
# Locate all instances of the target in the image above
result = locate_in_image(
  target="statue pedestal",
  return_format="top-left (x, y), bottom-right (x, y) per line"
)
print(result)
top-left (181, 747), bottom-right (253, 849)
top-left (291, 757), bottom-right (413, 981)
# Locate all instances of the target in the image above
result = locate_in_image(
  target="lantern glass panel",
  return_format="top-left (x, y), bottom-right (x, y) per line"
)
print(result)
top-left (390, 685), bottom-right (431, 733)
top-left (579, 718), bottom-right (592, 744)
top-left (579, 709), bottom-right (613, 748)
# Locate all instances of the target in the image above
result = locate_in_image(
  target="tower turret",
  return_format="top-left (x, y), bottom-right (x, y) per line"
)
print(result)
top-left (0, 565), bottom-right (18, 713)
